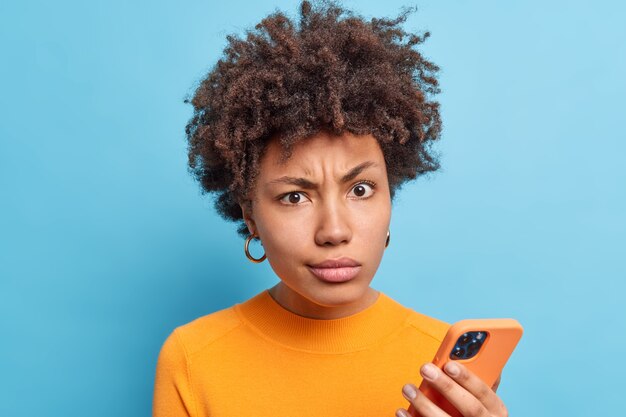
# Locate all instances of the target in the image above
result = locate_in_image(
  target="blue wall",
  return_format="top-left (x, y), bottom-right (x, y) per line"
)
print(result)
top-left (1, 0), bottom-right (624, 415)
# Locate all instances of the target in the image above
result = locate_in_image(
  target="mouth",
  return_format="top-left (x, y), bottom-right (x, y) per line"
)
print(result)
top-left (306, 257), bottom-right (362, 283)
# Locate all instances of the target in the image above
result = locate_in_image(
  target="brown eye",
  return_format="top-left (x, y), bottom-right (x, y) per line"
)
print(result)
top-left (348, 182), bottom-right (375, 199)
top-left (288, 193), bottom-right (301, 204)
top-left (279, 192), bottom-right (309, 205)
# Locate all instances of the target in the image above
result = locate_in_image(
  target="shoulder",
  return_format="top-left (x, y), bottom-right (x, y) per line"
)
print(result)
top-left (403, 308), bottom-right (451, 343)
top-left (383, 293), bottom-right (451, 343)
top-left (158, 305), bottom-right (244, 361)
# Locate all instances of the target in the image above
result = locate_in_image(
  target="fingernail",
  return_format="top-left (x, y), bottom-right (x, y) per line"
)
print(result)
top-left (421, 363), bottom-right (438, 380)
top-left (445, 361), bottom-right (460, 376)
top-left (402, 383), bottom-right (417, 400)
top-left (396, 409), bottom-right (409, 417)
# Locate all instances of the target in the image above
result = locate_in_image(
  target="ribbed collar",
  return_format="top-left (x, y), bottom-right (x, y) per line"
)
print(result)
top-left (234, 289), bottom-right (411, 353)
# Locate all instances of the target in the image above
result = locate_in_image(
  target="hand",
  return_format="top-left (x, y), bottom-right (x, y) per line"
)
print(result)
top-left (395, 362), bottom-right (508, 417)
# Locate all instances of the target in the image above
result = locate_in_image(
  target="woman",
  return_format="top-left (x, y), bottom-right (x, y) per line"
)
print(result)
top-left (153, 1), bottom-right (508, 416)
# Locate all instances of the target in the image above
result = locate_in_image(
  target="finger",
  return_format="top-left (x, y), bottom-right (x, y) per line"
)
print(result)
top-left (398, 383), bottom-right (449, 417)
top-left (491, 373), bottom-right (502, 392)
top-left (442, 362), bottom-right (508, 416)
top-left (419, 363), bottom-right (489, 417)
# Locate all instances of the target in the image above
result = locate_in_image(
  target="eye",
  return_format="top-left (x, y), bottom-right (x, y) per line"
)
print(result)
top-left (278, 192), bottom-right (310, 206)
top-left (348, 181), bottom-right (376, 199)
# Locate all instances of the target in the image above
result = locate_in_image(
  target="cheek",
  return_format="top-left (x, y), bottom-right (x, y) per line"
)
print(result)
top-left (356, 199), bottom-right (391, 231)
top-left (257, 210), bottom-right (312, 261)
top-left (355, 203), bottom-right (391, 254)
top-left (261, 216), bottom-right (313, 283)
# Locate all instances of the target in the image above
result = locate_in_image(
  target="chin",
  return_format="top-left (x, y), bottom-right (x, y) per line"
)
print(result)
top-left (307, 280), bottom-right (371, 306)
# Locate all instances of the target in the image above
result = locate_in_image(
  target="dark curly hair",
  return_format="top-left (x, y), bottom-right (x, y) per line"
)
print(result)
top-left (184, 0), bottom-right (443, 238)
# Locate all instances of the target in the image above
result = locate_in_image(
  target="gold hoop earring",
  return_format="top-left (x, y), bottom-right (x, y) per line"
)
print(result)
top-left (244, 233), bottom-right (266, 263)
top-left (385, 230), bottom-right (390, 248)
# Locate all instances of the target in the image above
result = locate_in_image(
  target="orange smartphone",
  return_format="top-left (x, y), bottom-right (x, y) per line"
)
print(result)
top-left (412, 319), bottom-right (523, 417)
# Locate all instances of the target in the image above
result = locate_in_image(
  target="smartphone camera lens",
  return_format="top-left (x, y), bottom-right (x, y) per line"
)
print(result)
top-left (466, 341), bottom-right (480, 358)
top-left (450, 330), bottom-right (488, 360)
top-left (451, 346), bottom-right (465, 359)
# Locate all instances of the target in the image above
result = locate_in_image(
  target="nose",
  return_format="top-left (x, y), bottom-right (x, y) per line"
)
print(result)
top-left (314, 198), bottom-right (352, 247)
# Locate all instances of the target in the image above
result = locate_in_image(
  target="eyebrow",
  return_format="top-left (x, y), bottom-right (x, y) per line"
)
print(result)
top-left (267, 161), bottom-right (379, 189)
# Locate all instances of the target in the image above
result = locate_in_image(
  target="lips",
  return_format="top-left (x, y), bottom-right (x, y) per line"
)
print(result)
top-left (308, 257), bottom-right (361, 268)
top-left (307, 257), bottom-right (362, 283)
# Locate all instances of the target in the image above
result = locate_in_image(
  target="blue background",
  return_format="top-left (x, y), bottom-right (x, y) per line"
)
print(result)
top-left (1, 0), bottom-right (624, 415)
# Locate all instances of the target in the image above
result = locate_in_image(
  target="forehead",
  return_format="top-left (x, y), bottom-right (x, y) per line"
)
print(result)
top-left (259, 130), bottom-right (385, 176)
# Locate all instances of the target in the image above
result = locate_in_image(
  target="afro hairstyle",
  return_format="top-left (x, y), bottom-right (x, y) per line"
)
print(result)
top-left (184, 0), bottom-right (443, 238)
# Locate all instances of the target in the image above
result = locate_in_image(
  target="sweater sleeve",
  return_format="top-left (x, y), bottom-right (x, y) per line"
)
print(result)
top-left (152, 329), bottom-right (196, 417)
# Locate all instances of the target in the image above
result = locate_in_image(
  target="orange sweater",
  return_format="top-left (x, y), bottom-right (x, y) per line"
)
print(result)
top-left (152, 289), bottom-right (450, 417)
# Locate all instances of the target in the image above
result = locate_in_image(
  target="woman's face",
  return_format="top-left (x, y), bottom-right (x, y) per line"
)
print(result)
top-left (240, 130), bottom-right (392, 319)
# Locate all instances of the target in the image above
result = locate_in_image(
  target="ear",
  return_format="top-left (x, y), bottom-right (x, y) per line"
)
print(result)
top-left (239, 200), bottom-right (257, 236)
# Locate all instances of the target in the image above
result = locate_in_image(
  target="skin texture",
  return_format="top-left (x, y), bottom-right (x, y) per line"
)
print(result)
top-left (239, 129), bottom-right (390, 319)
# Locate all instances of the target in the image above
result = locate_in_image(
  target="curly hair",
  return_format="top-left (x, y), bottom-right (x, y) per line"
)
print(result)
top-left (184, 0), bottom-right (443, 238)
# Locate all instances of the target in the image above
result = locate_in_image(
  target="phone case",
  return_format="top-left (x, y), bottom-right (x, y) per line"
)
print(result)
top-left (414, 318), bottom-right (523, 417)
